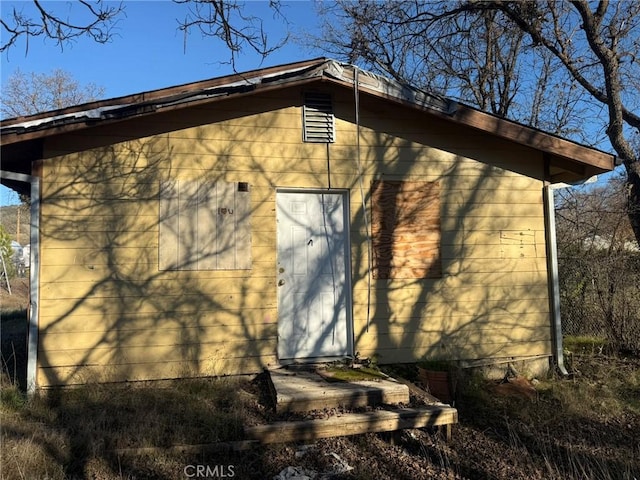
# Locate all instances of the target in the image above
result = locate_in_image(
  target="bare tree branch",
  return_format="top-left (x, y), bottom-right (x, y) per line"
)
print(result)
top-left (492, 0), bottom-right (640, 134)
top-left (490, 0), bottom-right (640, 244)
top-left (1, 1), bottom-right (124, 53)
top-left (1, 69), bottom-right (105, 119)
top-left (1, 1), bottom-right (289, 70)
top-left (174, 0), bottom-right (289, 70)
top-left (316, 0), bottom-right (640, 245)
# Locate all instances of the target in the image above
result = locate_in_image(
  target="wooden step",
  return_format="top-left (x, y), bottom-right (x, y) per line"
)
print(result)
top-left (269, 369), bottom-right (410, 413)
top-left (245, 406), bottom-right (458, 444)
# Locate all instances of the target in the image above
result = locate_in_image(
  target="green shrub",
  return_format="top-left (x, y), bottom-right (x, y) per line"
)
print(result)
top-left (0, 382), bottom-right (26, 411)
top-left (564, 335), bottom-right (609, 355)
top-left (0, 225), bottom-right (15, 278)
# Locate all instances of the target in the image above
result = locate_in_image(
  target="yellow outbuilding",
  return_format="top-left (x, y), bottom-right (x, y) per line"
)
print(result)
top-left (0, 59), bottom-right (614, 388)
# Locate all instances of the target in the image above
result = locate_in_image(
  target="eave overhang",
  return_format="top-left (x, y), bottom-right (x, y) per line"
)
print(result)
top-left (1, 58), bottom-right (615, 184)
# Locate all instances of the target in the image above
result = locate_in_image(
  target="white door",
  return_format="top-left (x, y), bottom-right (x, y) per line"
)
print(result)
top-left (276, 191), bottom-right (351, 360)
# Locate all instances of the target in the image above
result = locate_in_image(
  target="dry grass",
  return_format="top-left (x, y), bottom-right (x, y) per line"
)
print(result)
top-left (0, 279), bottom-right (30, 314)
top-left (0, 309), bottom-right (27, 390)
top-left (0, 375), bottom-right (261, 479)
top-left (0, 354), bottom-right (638, 479)
top-left (450, 354), bottom-right (640, 479)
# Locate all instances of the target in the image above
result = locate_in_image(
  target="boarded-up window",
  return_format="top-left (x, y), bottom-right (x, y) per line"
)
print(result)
top-left (371, 180), bottom-right (441, 279)
top-left (159, 180), bottom-right (251, 270)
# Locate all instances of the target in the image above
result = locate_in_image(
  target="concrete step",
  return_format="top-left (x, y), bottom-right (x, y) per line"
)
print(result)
top-left (269, 369), bottom-right (411, 413)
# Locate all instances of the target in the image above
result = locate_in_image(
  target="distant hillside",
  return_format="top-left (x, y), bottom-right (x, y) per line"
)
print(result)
top-left (0, 204), bottom-right (31, 246)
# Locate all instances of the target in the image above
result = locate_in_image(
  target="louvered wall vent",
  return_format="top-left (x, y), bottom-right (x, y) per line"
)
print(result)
top-left (303, 93), bottom-right (335, 143)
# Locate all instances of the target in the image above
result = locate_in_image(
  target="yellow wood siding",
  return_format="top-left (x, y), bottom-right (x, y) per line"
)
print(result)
top-left (37, 87), bottom-right (551, 386)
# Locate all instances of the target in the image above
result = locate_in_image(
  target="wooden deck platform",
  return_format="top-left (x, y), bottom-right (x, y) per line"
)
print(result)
top-left (245, 405), bottom-right (458, 444)
top-left (269, 368), bottom-right (410, 413)
top-left (252, 367), bottom-right (459, 443)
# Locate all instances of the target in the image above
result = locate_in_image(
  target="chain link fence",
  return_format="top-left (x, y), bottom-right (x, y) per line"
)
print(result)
top-left (558, 250), bottom-right (640, 355)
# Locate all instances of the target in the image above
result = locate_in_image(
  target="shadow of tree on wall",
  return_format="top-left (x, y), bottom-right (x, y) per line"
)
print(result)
top-left (336, 90), bottom-right (550, 367)
top-left (25, 107), bottom-right (288, 477)
top-left (37, 99), bottom-right (300, 387)
top-left (38, 138), bottom-right (237, 385)
top-left (7, 85), bottom-right (558, 477)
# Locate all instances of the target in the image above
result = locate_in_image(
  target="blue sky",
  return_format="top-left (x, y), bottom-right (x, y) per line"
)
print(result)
top-left (0, 1), bottom-right (622, 206)
top-left (1, 0), bottom-right (325, 205)
top-left (1, 1), bottom-right (324, 96)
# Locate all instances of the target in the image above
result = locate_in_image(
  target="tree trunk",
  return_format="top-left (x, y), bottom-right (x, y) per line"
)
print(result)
top-left (624, 160), bottom-right (640, 248)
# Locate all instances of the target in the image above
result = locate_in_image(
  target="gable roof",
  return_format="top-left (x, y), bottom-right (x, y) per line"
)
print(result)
top-left (1, 58), bottom-right (614, 184)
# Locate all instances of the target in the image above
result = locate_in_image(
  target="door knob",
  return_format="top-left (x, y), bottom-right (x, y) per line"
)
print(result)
top-left (278, 279), bottom-right (285, 286)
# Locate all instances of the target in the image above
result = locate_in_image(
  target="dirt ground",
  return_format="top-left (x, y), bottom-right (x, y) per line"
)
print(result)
top-left (90, 359), bottom-right (640, 480)
top-left (224, 361), bottom-right (640, 480)
top-left (0, 277), bottom-right (28, 389)
top-left (2, 355), bottom-right (638, 480)
top-left (0, 276), bottom-right (29, 312)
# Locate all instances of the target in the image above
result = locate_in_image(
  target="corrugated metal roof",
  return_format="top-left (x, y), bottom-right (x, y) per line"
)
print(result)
top-left (0, 59), bottom-right (457, 136)
top-left (0, 58), bottom-right (615, 177)
top-left (0, 59), bottom-right (331, 135)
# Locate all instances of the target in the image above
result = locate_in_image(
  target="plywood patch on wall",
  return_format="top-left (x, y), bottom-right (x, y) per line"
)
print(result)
top-left (371, 180), bottom-right (442, 279)
top-left (159, 179), bottom-right (251, 270)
